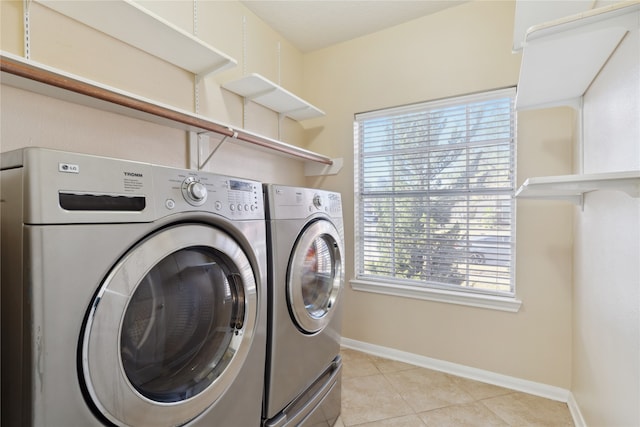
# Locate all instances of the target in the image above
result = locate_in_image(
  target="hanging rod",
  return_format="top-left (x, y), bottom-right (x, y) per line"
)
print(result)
top-left (0, 52), bottom-right (334, 166)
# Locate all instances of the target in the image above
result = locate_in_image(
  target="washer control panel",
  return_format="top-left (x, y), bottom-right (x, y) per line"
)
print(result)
top-left (160, 168), bottom-right (263, 220)
top-left (0, 148), bottom-right (264, 224)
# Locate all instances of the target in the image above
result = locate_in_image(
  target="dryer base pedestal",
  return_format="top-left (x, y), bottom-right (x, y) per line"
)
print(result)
top-left (264, 356), bottom-right (342, 427)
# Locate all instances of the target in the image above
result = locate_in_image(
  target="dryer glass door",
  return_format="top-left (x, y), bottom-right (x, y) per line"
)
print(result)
top-left (81, 224), bottom-right (257, 427)
top-left (288, 220), bottom-right (344, 334)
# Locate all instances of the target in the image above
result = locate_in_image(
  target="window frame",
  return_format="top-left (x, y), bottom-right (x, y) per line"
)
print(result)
top-left (352, 87), bottom-right (521, 312)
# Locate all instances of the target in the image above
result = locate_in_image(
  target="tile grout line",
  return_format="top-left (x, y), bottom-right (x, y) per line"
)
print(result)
top-left (340, 348), bottom-right (575, 427)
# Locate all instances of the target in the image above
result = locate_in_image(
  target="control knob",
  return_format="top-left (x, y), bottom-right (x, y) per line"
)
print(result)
top-left (312, 194), bottom-right (323, 209)
top-left (182, 176), bottom-right (207, 206)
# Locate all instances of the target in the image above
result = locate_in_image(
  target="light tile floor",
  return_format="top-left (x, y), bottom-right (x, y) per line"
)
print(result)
top-left (335, 348), bottom-right (574, 427)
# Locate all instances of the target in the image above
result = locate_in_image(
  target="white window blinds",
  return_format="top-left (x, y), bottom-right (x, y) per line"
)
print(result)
top-left (354, 88), bottom-right (516, 296)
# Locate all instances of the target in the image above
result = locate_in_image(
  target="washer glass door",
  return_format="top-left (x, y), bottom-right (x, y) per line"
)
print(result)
top-left (81, 224), bottom-right (257, 427)
top-left (288, 220), bottom-right (344, 334)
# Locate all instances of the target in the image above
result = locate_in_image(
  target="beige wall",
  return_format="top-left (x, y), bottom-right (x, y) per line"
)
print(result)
top-left (573, 27), bottom-right (640, 426)
top-left (303, 1), bottom-right (574, 389)
top-left (0, 0), bottom-right (308, 185)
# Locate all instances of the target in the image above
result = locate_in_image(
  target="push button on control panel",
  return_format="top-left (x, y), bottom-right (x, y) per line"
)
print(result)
top-left (226, 180), bottom-right (260, 216)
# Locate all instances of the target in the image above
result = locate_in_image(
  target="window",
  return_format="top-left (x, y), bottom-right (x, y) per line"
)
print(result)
top-left (354, 88), bottom-right (517, 308)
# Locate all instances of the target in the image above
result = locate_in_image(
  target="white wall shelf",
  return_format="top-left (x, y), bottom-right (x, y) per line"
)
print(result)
top-left (512, 0), bottom-right (592, 52)
top-left (516, 1), bottom-right (640, 110)
top-left (515, 171), bottom-right (640, 205)
top-left (36, 0), bottom-right (237, 76)
top-left (0, 52), bottom-right (336, 170)
top-left (222, 73), bottom-right (325, 121)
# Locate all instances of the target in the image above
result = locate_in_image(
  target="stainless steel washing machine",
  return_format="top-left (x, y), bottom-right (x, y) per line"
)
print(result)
top-left (1, 147), bottom-right (267, 427)
top-left (262, 184), bottom-right (344, 427)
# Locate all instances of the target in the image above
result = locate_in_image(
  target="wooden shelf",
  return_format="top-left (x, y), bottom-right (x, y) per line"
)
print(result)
top-left (515, 171), bottom-right (640, 205)
top-left (0, 51), bottom-right (333, 166)
top-left (516, 2), bottom-right (640, 110)
top-left (222, 73), bottom-right (325, 121)
top-left (36, 0), bottom-right (237, 76)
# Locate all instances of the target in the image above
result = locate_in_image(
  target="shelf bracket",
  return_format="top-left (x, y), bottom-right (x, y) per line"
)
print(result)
top-left (246, 87), bottom-right (278, 101)
top-left (189, 129), bottom-right (236, 170)
top-left (621, 183), bottom-right (640, 199)
top-left (305, 157), bottom-right (344, 176)
top-left (196, 61), bottom-right (236, 79)
top-left (279, 105), bottom-right (311, 119)
top-left (281, 105), bottom-right (310, 115)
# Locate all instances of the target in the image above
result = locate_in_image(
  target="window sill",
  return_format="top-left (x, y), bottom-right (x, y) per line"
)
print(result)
top-left (349, 279), bottom-right (522, 313)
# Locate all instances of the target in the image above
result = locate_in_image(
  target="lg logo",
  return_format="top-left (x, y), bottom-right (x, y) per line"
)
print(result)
top-left (58, 163), bottom-right (79, 174)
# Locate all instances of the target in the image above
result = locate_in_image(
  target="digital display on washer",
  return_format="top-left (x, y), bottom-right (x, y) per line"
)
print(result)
top-left (229, 180), bottom-right (253, 192)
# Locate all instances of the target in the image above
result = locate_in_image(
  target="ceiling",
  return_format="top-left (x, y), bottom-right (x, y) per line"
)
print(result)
top-left (240, 0), bottom-right (467, 53)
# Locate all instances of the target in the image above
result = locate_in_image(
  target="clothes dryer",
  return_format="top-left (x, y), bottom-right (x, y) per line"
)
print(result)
top-left (262, 184), bottom-right (345, 427)
top-left (1, 148), bottom-right (267, 427)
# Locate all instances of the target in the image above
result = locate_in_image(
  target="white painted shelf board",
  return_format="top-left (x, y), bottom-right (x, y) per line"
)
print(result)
top-left (512, 0), bottom-right (591, 51)
top-left (516, 1), bottom-right (640, 110)
top-left (36, 0), bottom-right (237, 76)
top-left (515, 171), bottom-right (640, 204)
top-left (0, 52), bottom-right (333, 167)
top-left (222, 73), bottom-right (325, 121)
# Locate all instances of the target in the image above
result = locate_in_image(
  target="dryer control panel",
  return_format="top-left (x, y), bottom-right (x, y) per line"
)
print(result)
top-left (265, 184), bottom-right (342, 220)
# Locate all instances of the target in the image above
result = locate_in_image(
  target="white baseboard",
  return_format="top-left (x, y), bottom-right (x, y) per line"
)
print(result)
top-left (341, 337), bottom-right (586, 426)
top-left (567, 393), bottom-right (587, 427)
